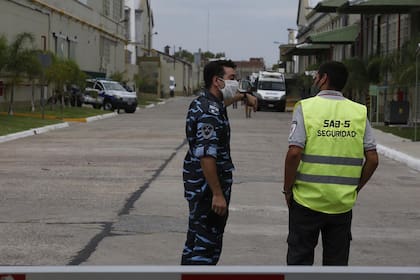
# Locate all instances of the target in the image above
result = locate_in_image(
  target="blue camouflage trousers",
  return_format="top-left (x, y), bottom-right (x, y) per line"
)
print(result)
top-left (181, 176), bottom-right (232, 265)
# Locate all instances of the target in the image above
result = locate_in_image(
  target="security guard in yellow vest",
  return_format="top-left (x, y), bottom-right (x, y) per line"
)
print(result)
top-left (284, 61), bottom-right (379, 265)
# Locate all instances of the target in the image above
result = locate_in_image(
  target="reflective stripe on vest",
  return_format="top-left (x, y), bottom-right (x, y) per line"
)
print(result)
top-left (293, 96), bottom-right (367, 214)
top-left (301, 154), bottom-right (363, 166)
top-left (296, 173), bottom-right (360, 186)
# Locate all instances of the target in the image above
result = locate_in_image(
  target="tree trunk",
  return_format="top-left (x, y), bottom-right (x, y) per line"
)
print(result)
top-left (61, 91), bottom-right (64, 119)
top-left (31, 80), bottom-right (35, 112)
top-left (8, 85), bottom-right (14, 116)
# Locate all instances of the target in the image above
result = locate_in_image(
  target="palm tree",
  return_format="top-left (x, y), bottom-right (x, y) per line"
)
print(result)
top-left (45, 57), bottom-right (71, 113)
top-left (27, 50), bottom-right (43, 112)
top-left (389, 37), bottom-right (420, 87)
top-left (343, 58), bottom-right (369, 104)
top-left (0, 36), bottom-right (8, 111)
top-left (45, 57), bottom-right (86, 116)
top-left (109, 71), bottom-right (126, 83)
top-left (5, 32), bottom-right (39, 115)
top-left (367, 56), bottom-right (382, 85)
top-left (0, 35), bottom-right (8, 72)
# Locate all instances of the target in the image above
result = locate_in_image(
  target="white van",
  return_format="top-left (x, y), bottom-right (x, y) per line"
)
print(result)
top-left (255, 71), bottom-right (287, 112)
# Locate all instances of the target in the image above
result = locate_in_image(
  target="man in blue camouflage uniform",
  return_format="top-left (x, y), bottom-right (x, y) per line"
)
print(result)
top-left (181, 60), bottom-right (238, 265)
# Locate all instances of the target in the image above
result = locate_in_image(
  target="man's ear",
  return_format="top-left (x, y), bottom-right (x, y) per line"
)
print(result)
top-left (319, 73), bottom-right (328, 89)
top-left (212, 76), bottom-right (219, 87)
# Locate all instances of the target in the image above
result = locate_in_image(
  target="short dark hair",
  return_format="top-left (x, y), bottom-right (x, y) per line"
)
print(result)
top-left (218, 59), bottom-right (236, 70)
top-left (203, 59), bottom-right (237, 89)
top-left (318, 61), bottom-right (348, 91)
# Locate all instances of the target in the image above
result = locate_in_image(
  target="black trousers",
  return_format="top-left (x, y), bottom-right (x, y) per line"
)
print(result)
top-left (287, 199), bottom-right (352, 266)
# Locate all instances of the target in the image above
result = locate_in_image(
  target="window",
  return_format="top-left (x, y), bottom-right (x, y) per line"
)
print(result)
top-left (41, 35), bottom-right (47, 51)
top-left (68, 40), bottom-right (76, 60)
top-left (100, 37), bottom-right (110, 65)
top-left (113, 0), bottom-right (122, 21)
top-left (102, 81), bottom-right (125, 91)
top-left (100, 36), bottom-right (116, 70)
top-left (54, 35), bottom-right (66, 58)
top-left (258, 81), bottom-right (285, 91)
top-left (124, 8), bottom-right (130, 40)
top-left (125, 49), bottom-right (132, 64)
top-left (401, 15), bottom-right (410, 46)
top-left (94, 82), bottom-right (104, 91)
top-left (103, 0), bottom-right (110, 17)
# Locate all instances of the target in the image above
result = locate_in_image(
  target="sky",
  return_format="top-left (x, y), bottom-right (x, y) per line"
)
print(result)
top-left (150, 0), bottom-right (303, 67)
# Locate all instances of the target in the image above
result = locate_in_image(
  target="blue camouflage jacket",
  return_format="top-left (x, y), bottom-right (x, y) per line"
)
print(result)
top-left (183, 90), bottom-right (235, 194)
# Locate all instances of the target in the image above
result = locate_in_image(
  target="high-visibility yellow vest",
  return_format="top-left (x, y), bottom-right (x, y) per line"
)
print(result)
top-left (293, 96), bottom-right (367, 214)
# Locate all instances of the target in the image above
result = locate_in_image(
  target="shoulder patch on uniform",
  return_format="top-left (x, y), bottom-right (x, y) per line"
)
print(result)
top-left (202, 123), bottom-right (214, 139)
top-left (209, 103), bottom-right (220, 115)
top-left (289, 121), bottom-right (297, 138)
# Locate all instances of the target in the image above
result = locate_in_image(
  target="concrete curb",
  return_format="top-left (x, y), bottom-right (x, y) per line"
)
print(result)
top-left (85, 112), bottom-right (118, 122)
top-left (377, 144), bottom-right (420, 172)
top-left (0, 105), bottom-right (153, 144)
top-left (0, 123), bottom-right (70, 144)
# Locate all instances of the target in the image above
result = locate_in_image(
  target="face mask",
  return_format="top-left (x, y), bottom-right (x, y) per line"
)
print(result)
top-left (220, 79), bottom-right (239, 101)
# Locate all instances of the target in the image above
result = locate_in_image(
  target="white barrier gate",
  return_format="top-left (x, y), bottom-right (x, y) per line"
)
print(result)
top-left (0, 266), bottom-right (419, 280)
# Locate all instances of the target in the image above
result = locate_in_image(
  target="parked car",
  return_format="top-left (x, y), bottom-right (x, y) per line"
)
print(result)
top-left (82, 88), bottom-right (103, 109)
top-left (84, 79), bottom-right (138, 113)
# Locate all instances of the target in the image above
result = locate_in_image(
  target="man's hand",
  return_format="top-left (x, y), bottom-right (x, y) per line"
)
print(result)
top-left (201, 156), bottom-right (227, 216)
top-left (284, 145), bottom-right (302, 209)
top-left (212, 194), bottom-right (227, 216)
top-left (246, 94), bottom-right (258, 112)
top-left (284, 192), bottom-right (293, 209)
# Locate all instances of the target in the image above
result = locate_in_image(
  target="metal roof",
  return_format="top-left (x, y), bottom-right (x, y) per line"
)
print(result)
top-left (313, 0), bottom-right (347, 13)
top-left (339, 0), bottom-right (420, 14)
top-left (283, 43), bottom-right (331, 56)
top-left (305, 24), bottom-right (360, 44)
top-left (313, 0), bottom-right (420, 14)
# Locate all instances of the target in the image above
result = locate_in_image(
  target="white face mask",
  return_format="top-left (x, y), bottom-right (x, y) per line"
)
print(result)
top-left (220, 79), bottom-right (239, 101)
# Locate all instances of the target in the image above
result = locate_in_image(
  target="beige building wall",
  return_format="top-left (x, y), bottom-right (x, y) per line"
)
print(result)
top-left (160, 56), bottom-right (192, 97)
top-left (124, 0), bottom-right (154, 86)
top-left (0, 0), bottom-right (126, 109)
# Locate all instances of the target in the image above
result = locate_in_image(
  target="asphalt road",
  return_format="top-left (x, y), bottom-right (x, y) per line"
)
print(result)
top-left (0, 97), bottom-right (419, 266)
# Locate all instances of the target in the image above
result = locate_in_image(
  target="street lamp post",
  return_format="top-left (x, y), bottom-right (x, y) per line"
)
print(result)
top-left (415, 44), bottom-right (420, 141)
top-left (148, 31), bottom-right (158, 56)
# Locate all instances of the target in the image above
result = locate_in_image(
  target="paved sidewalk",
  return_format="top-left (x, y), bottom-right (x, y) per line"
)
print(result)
top-left (373, 128), bottom-right (420, 171)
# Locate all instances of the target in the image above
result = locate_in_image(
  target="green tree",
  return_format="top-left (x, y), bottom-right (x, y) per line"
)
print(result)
top-left (343, 58), bottom-right (369, 103)
top-left (388, 36), bottom-right (420, 87)
top-left (27, 50), bottom-right (43, 112)
top-left (174, 49), bottom-right (194, 62)
top-left (109, 71), bottom-right (126, 83)
top-left (367, 56), bottom-right (382, 85)
top-left (5, 32), bottom-right (39, 115)
top-left (45, 57), bottom-right (86, 115)
top-left (368, 36), bottom-right (420, 95)
top-left (0, 35), bottom-right (8, 72)
top-left (214, 52), bottom-right (226, 58)
top-left (202, 51), bottom-right (215, 59)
